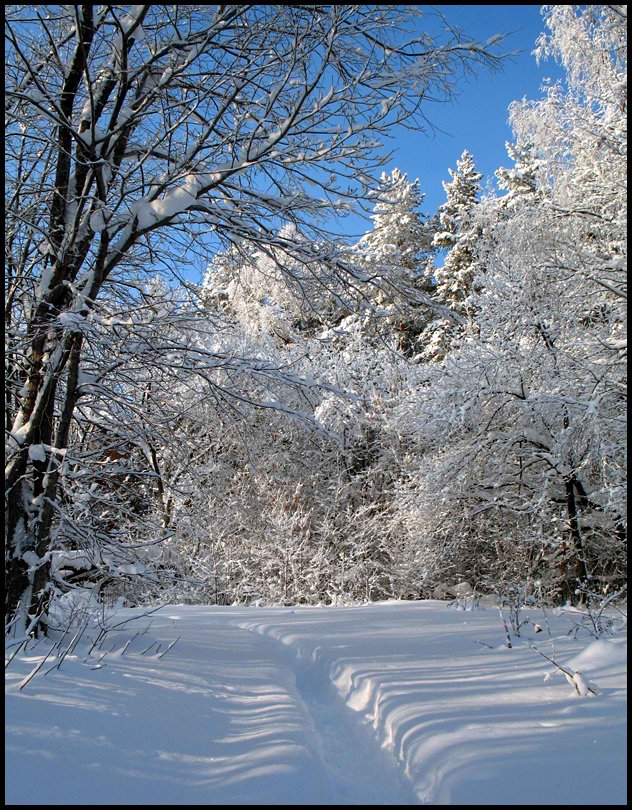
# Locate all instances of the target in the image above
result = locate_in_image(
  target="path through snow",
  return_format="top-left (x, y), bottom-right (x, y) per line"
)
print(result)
top-left (235, 620), bottom-right (415, 804)
top-left (5, 602), bottom-right (627, 805)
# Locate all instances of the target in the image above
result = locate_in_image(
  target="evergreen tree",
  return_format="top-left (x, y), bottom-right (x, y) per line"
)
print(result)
top-left (362, 169), bottom-right (435, 293)
top-left (495, 140), bottom-right (543, 213)
top-left (423, 150), bottom-right (483, 362)
top-left (351, 169), bottom-right (437, 357)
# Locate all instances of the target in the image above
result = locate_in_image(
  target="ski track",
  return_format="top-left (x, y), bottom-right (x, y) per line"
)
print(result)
top-left (233, 620), bottom-right (418, 806)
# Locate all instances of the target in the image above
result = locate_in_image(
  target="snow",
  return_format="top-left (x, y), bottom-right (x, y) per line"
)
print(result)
top-left (89, 208), bottom-right (107, 232)
top-left (27, 444), bottom-right (47, 463)
top-left (5, 601), bottom-right (626, 805)
top-left (572, 669), bottom-right (592, 696)
top-left (27, 88), bottom-right (45, 103)
top-left (50, 550), bottom-right (98, 576)
top-left (58, 311), bottom-right (87, 327)
top-left (137, 176), bottom-right (207, 229)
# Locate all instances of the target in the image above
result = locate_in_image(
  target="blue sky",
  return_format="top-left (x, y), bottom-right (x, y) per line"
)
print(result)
top-left (335, 4), bottom-right (567, 238)
top-left (180, 6), bottom-right (568, 281)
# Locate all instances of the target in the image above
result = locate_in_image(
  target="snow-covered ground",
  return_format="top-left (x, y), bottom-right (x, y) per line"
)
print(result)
top-left (5, 600), bottom-right (627, 805)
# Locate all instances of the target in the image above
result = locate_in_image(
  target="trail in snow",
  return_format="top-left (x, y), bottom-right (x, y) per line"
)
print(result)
top-left (235, 620), bottom-right (417, 805)
top-left (231, 603), bottom-right (627, 805)
top-left (5, 603), bottom-right (627, 806)
top-left (6, 615), bottom-right (329, 806)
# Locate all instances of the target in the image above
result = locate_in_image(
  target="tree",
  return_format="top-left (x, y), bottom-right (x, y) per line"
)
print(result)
top-left (399, 5), bottom-right (626, 601)
top-left (403, 206), bottom-right (626, 601)
top-left (352, 168), bottom-right (437, 356)
top-left (203, 223), bottom-right (341, 346)
top-left (360, 169), bottom-right (435, 291)
top-left (494, 140), bottom-right (543, 213)
top-left (150, 249), bottom-right (427, 606)
top-left (5, 5), bottom-right (507, 631)
top-left (422, 149), bottom-right (483, 362)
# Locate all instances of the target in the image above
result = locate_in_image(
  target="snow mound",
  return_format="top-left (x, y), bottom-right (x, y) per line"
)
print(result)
top-left (567, 638), bottom-right (627, 672)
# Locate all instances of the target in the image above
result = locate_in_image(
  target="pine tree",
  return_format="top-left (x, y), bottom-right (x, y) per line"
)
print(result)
top-left (495, 140), bottom-right (543, 213)
top-left (351, 169), bottom-right (436, 356)
top-left (423, 150), bottom-right (483, 362)
top-left (362, 168), bottom-right (435, 294)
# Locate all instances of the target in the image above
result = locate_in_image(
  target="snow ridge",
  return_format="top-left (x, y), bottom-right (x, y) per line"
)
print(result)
top-left (235, 619), bottom-right (417, 805)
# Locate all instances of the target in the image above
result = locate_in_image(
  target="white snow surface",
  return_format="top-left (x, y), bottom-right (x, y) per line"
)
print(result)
top-left (5, 601), bottom-right (627, 805)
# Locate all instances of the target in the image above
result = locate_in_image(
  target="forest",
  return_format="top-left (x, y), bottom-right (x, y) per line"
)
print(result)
top-left (5, 5), bottom-right (627, 635)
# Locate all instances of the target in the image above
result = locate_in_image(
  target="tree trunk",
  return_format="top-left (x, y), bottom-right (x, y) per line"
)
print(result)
top-left (565, 474), bottom-right (590, 591)
top-left (5, 329), bottom-right (83, 634)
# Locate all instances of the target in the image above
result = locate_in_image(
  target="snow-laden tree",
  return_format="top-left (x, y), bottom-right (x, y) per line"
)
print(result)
top-left (398, 223), bottom-right (625, 599)
top-left (135, 283), bottom-right (427, 606)
top-left (5, 5), bottom-right (509, 630)
top-left (396, 5), bottom-right (627, 601)
top-left (512, 4), bottom-right (627, 302)
top-left (360, 169), bottom-right (435, 290)
top-left (202, 224), bottom-right (342, 347)
top-left (206, 170), bottom-right (437, 356)
top-left (142, 225), bottom-right (434, 607)
top-left (494, 140), bottom-right (544, 213)
top-left (421, 149), bottom-right (483, 362)
top-left (349, 168), bottom-right (437, 356)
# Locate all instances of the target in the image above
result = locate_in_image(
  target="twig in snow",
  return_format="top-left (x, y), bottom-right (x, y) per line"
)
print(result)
top-left (68, 622), bottom-right (88, 655)
top-left (104, 604), bottom-right (168, 635)
top-left (499, 606), bottom-right (512, 648)
top-left (540, 603), bottom-right (555, 660)
top-left (44, 626), bottom-right (83, 675)
top-left (118, 632), bottom-right (139, 656)
top-left (91, 648), bottom-right (110, 669)
top-left (530, 643), bottom-right (599, 696)
top-left (17, 643), bottom-right (57, 690)
top-left (55, 623), bottom-right (72, 652)
top-left (88, 605), bottom-right (167, 656)
top-left (5, 639), bottom-right (28, 670)
top-left (5, 612), bottom-right (45, 670)
top-left (87, 628), bottom-right (107, 657)
top-left (158, 636), bottom-right (180, 659)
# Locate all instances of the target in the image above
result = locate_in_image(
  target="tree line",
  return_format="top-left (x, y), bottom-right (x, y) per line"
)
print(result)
top-left (5, 5), bottom-right (626, 632)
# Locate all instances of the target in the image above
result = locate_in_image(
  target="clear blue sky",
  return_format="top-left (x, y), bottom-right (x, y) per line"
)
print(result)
top-left (335, 4), bottom-right (567, 238)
